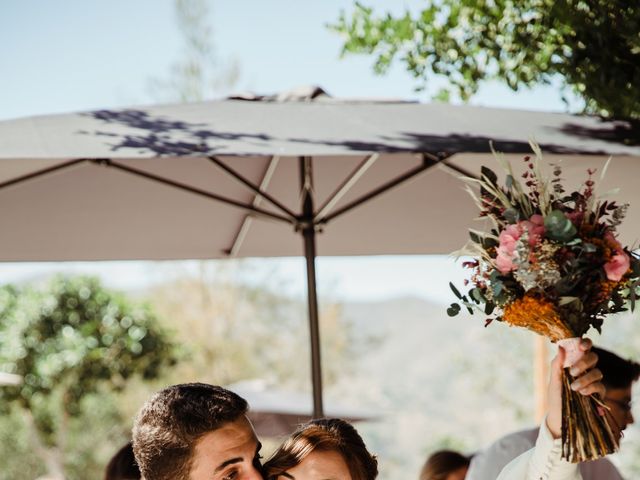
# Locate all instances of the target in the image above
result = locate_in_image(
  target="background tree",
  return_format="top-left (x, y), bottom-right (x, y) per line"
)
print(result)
top-left (144, 261), bottom-right (355, 390)
top-left (0, 276), bottom-right (178, 480)
top-left (331, 1), bottom-right (640, 120)
top-left (148, 0), bottom-right (240, 102)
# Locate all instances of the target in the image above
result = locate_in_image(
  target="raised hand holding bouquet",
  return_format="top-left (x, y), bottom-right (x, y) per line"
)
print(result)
top-left (449, 142), bottom-right (640, 462)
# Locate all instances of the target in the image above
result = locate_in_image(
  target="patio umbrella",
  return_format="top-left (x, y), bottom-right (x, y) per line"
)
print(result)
top-left (1, 90), bottom-right (639, 417)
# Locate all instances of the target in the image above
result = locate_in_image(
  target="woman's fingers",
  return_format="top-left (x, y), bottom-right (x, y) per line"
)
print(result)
top-left (571, 368), bottom-right (605, 396)
top-left (568, 343), bottom-right (604, 397)
top-left (569, 351), bottom-right (598, 376)
top-left (579, 337), bottom-right (593, 351)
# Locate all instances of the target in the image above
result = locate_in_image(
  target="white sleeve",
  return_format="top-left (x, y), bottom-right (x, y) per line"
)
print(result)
top-left (466, 430), bottom-right (536, 480)
top-left (497, 422), bottom-right (582, 480)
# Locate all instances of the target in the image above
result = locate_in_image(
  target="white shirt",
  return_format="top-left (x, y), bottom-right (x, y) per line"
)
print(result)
top-left (469, 425), bottom-right (622, 480)
top-left (496, 422), bottom-right (581, 480)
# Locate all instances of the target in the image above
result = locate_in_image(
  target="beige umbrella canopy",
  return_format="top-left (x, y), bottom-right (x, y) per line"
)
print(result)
top-left (1, 92), bottom-right (639, 416)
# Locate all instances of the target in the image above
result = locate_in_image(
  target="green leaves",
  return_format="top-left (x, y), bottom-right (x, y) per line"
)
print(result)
top-left (449, 281), bottom-right (463, 300)
top-left (447, 303), bottom-right (461, 316)
top-left (448, 280), bottom-right (497, 320)
top-left (544, 210), bottom-right (577, 242)
top-left (331, 1), bottom-right (640, 120)
top-left (0, 276), bottom-right (178, 419)
top-left (504, 208), bottom-right (520, 224)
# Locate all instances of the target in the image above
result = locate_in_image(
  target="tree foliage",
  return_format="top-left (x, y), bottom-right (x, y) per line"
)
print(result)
top-left (331, 1), bottom-right (640, 120)
top-left (0, 276), bottom-right (178, 478)
top-left (146, 262), bottom-right (355, 390)
top-left (148, 0), bottom-right (240, 102)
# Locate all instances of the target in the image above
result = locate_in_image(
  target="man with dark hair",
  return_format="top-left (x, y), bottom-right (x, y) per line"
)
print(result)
top-left (132, 383), bottom-right (263, 480)
top-left (467, 346), bottom-right (640, 480)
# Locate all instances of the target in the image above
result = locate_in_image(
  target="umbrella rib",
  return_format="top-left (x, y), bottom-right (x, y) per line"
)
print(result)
top-left (315, 153), bottom-right (379, 220)
top-left (438, 159), bottom-right (479, 180)
top-left (0, 158), bottom-right (88, 191)
top-left (317, 152), bottom-right (447, 225)
top-left (226, 156), bottom-right (282, 257)
top-left (93, 159), bottom-right (294, 225)
top-left (208, 155), bottom-right (297, 219)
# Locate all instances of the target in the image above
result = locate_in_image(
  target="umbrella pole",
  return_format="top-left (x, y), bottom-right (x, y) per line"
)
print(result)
top-left (299, 156), bottom-right (324, 419)
top-left (303, 225), bottom-right (324, 418)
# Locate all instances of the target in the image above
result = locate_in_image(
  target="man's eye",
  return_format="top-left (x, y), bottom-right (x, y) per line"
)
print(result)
top-left (222, 470), bottom-right (238, 480)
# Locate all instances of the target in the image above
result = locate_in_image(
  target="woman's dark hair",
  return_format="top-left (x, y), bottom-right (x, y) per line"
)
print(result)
top-left (263, 418), bottom-right (378, 480)
top-left (104, 442), bottom-right (140, 480)
top-left (419, 450), bottom-right (470, 480)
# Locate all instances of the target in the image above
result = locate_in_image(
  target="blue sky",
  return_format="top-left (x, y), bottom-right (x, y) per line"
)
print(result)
top-left (0, 0), bottom-right (579, 303)
top-left (0, 0), bottom-right (578, 119)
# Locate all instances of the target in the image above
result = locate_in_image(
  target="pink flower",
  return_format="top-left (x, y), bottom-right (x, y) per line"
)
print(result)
top-left (521, 214), bottom-right (545, 246)
top-left (496, 224), bottom-right (521, 273)
top-left (495, 216), bottom-right (546, 274)
top-left (566, 211), bottom-right (583, 226)
top-left (496, 250), bottom-right (515, 273)
top-left (499, 224), bottom-right (520, 249)
top-left (604, 252), bottom-right (630, 281)
top-left (603, 231), bottom-right (630, 281)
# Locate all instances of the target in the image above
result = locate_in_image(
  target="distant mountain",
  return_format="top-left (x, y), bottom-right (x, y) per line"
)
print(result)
top-left (332, 295), bottom-right (537, 479)
top-left (329, 295), bottom-right (640, 479)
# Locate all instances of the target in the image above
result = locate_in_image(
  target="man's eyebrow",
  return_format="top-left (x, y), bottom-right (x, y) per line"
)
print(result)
top-left (214, 457), bottom-right (243, 473)
top-left (214, 441), bottom-right (262, 473)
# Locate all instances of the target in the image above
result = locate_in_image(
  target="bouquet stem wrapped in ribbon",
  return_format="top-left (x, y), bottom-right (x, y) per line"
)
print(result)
top-left (448, 143), bottom-right (640, 462)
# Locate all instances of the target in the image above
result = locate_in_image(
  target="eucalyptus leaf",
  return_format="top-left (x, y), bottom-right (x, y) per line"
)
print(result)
top-left (483, 237), bottom-right (499, 249)
top-left (504, 208), bottom-right (520, 224)
top-left (447, 303), bottom-right (461, 316)
top-left (544, 210), bottom-right (577, 241)
top-left (481, 166), bottom-right (498, 186)
top-left (469, 231), bottom-right (482, 244)
top-left (631, 259), bottom-right (640, 276)
top-left (449, 282), bottom-right (463, 299)
top-left (470, 288), bottom-right (485, 304)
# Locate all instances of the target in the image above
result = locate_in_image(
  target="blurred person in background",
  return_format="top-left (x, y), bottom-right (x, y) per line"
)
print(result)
top-left (104, 442), bottom-right (140, 480)
top-left (419, 450), bottom-right (471, 480)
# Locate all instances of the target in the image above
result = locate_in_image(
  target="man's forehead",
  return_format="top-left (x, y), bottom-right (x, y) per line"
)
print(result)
top-left (218, 415), bottom-right (257, 442)
top-left (190, 416), bottom-right (260, 478)
top-left (197, 416), bottom-right (258, 452)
